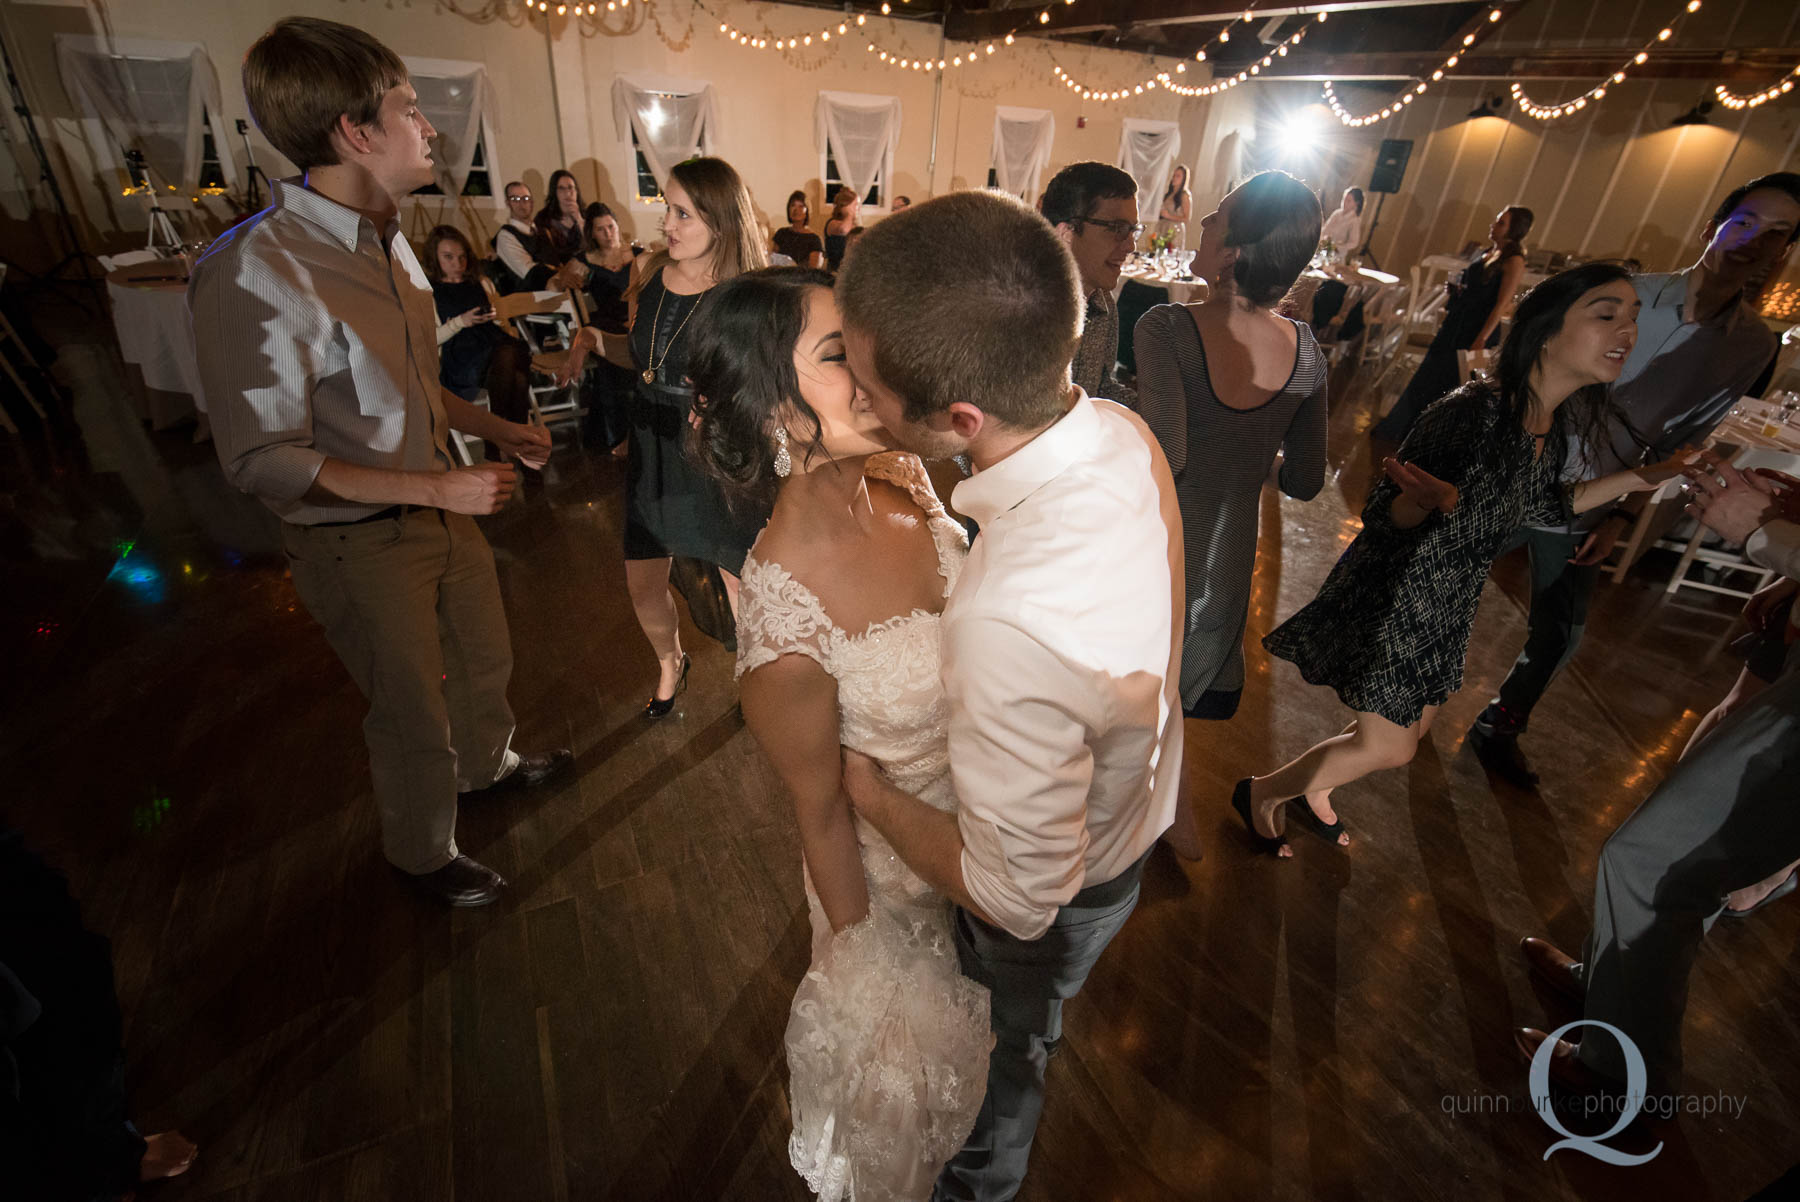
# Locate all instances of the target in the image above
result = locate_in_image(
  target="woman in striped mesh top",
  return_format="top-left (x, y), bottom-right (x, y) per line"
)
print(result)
top-left (1131, 170), bottom-right (1328, 725)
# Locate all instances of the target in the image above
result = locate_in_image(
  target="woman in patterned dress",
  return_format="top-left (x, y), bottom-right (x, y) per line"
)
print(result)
top-left (688, 268), bottom-right (990, 1201)
top-left (1235, 263), bottom-right (1699, 856)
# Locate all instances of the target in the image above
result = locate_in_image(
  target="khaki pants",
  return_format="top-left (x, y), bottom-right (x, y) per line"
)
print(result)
top-left (282, 508), bottom-right (517, 875)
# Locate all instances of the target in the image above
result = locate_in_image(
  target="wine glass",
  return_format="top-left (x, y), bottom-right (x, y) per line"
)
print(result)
top-left (1177, 249), bottom-right (1197, 279)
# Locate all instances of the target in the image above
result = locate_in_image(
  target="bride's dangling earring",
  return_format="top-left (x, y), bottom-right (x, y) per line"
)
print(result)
top-left (772, 427), bottom-right (792, 478)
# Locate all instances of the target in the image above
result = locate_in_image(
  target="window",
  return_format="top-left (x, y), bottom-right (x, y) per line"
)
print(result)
top-left (198, 129), bottom-right (224, 190)
top-left (411, 140), bottom-right (494, 198)
top-left (631, 116), bottom-right (666, 204)
top-left (824, 149), bottom-right (881, 208)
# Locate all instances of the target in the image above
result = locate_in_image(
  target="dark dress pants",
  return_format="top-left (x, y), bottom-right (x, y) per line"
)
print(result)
top-left (932, 849), bottom-right (1151, 1202)
top-left (1489, 527), bottom-right (1596, 729)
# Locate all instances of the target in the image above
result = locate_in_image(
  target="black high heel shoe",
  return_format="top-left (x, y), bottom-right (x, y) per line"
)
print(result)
top-left (1230, 778), bottom-right (1288, 857)
top-left (1286, 795), bottom-right (1349, 848)
top-left (645, 653), bottom-right (690, 719)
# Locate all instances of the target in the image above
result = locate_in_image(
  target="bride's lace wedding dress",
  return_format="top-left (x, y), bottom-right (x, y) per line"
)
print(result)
top-left (736, 452), bottom-right (991, 1202)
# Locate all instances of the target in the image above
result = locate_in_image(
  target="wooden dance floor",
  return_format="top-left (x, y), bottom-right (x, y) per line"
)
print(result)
top-left (4, 334), bottom-right (1798, 1201)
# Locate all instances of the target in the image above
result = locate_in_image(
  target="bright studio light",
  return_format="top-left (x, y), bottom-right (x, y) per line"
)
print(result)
top-left (1281, 110), bottom-right (1321, 155)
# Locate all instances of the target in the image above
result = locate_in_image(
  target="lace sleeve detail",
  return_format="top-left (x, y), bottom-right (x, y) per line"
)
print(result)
top-left (864, 452), bottom-right (945, 518)
top-left (735, 554), bottom-right (837, 679)
top-left (864, 452), bottom-right (969, 594)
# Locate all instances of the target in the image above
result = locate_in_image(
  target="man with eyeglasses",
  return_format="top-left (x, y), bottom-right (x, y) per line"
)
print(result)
top-left (1042, 162), bottom-right (1142, 406)
top-left (492, 180), bottom-right (548, 292)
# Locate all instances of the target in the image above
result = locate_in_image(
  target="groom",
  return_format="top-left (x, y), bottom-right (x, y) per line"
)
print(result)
top-left (837, 190), bottom-right (1185, 1201)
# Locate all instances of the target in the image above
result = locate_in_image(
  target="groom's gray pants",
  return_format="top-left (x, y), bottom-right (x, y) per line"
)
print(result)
top-left (1575, 669), bottom-right (1800, 1091)
top-left (933, 848), bottom-right (1152, 1202)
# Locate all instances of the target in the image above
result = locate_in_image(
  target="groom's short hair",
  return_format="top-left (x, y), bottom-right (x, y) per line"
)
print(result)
top-left (837, 190), bottom-right (1081, 429)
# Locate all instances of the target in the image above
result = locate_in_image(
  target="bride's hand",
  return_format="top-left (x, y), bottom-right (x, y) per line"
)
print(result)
top-left (840, 748), bottom-right (882, 808)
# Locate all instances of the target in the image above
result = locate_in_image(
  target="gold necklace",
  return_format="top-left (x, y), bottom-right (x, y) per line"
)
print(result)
top-left (642, 279), bottom-right (705, 384)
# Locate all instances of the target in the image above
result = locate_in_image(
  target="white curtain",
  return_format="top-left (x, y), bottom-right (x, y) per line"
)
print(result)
top-left (54, 35), bottom-right (235, 191)
top-left (403, 57), bottom-right (496, 196)
top-left (815, 91), bottom-right (902, 203)
top-left (612, 75), bottom-right (717, 191)
top-left (1118, 118), bottom-right (1181, 224)
top-left (990, 106), bottom-right (1055, 202)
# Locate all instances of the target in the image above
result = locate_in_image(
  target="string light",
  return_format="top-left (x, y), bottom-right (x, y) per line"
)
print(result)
top-left (1714, 63), bottom-right (1800, 110)
top-left (1512, 0), bottom-right (1704, 120)
top-left (1323, 7), bottom-right (1508, 126)
top-left (1058, 12), bottom-right (1321, 104)
top-left (715, 9), bottom-right (865, 52)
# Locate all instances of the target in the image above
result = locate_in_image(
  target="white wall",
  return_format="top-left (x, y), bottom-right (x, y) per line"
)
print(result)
top-left (0, 0), bottom-right (1187, 266)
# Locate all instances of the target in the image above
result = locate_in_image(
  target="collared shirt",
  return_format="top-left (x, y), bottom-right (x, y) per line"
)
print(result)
top-left (945, 391), bottom-right (1183, 940)
top-left (494, 217), bottom-right (537, 281)
top-left (1072, 286), bottom-right (1136, 407)
top-left (190, 178), bottom-right (451, 524)
top-left (1545, 268), bottom-right (1776, 533)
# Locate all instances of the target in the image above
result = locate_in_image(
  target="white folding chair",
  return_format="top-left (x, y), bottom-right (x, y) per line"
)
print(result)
top-left (493, 288), bottom-right (588, 429)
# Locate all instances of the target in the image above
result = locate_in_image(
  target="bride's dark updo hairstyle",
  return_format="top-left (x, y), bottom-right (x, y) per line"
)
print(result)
top-left (688, 266), bottom-right (837, 510)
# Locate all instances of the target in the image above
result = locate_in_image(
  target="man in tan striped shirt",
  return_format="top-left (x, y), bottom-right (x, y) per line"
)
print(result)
top-left (191, 17), bottom-right (569, 906)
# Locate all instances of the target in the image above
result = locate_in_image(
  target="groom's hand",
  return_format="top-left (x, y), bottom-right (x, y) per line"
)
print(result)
top-left (840, 748), bottom-right (883, 813)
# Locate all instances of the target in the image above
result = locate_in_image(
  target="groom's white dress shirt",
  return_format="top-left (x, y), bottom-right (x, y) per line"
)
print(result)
top-left (945, 391), bottom-right (1184, 941)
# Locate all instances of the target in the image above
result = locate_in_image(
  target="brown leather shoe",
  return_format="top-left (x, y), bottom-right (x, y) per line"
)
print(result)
top-left (465, 749), bottom-right (574, 796)
top-left (406, 855), bottom-right (505, 907)
top-left (1513, 1027), bottom-right (1604, 1093)
top-left (1520, 936), bottom-right (1584, 1003)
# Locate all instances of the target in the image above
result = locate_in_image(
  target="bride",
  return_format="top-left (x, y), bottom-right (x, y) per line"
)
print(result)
top-left (687, 267), bottom-right (991, 1201)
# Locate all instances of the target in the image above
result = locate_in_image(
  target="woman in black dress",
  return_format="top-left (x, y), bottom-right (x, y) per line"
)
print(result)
top-left (1373, 205), bottom-right (1533, 444)
top-left (421, 225), bottom-right (530, 426)
top-left (772, 190), bottom-right (825, 269)
top-left (577, 203), bottom-right (640, 453)
top-left (1233, 263), bottom-right (1693, 856)
top-left (560, 158), bottom-right (768, 713)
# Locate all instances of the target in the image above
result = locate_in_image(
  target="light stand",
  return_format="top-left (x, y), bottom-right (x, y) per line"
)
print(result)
top-left (124, 149), bottom-right (182, 254)
top-left (1358, 192), bottom-right (1389, 268)
top-left (0, 25), bottom-right (99, 310)
top-left (236, 117), bottom-right (269, 213)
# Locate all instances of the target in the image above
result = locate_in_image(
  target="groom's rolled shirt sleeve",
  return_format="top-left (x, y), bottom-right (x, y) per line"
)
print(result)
top-left (946, 615), bottom-right (1096, 942)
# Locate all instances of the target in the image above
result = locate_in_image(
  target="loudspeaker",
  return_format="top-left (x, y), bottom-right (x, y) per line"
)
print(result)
top-left (1369, 139), bottom-right (1414, 195)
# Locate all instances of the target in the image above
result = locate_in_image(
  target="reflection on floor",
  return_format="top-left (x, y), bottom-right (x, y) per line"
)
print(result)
top-left (3, 316), bottom-right (1797, 1202)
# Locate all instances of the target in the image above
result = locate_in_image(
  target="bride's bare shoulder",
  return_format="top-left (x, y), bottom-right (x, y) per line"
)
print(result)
top-left (754, 474), bottom-right (855, 579)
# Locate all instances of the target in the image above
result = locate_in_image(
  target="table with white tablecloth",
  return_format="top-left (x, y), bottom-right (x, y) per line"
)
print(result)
top-left (107, 259), bottom-right (203, 430)
top-left (1116, 266), bottom-right (1208, 305)
top-left (1608, 401), bottom-right (1800, 593)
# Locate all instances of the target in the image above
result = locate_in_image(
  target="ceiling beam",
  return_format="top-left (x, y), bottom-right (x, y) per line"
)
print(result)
top-left (1252, 48), bottom-right (1800, 83)
top-left (944, 0), bottom-right (1490, 42)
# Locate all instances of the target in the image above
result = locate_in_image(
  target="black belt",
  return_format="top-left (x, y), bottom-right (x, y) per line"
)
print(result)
top-left (307, 504), bottom-right (426, 528)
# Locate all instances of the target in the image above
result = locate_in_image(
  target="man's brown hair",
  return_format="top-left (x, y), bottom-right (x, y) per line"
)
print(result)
top-left (838, 190), bottom-right (1080, 429)
top-left (243, 17), bottom-right (408, 171)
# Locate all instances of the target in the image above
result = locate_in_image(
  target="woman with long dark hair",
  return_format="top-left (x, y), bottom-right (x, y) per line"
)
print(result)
top-left (1233, 263), bottom-right (1695, 856)
top-left (1374, 204), bottom-right (1533, 443)
top-left (1156, 163), bottom-right (1193, 244)
top-left (534, 169), bottom-right (586, 267)
top-left (558, 157), bottom-right (768, 715)
top-left (688, 267), bottom-right (989, 1200)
